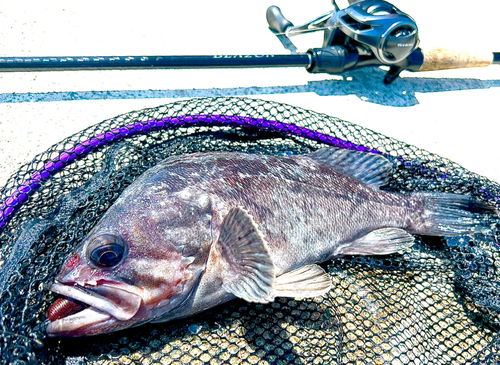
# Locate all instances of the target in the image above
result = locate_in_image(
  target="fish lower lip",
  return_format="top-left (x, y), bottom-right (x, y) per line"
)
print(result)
top-left (46, 307), bottom-right (111, 337)
top-left (50, 281), bottom-right (142, 321)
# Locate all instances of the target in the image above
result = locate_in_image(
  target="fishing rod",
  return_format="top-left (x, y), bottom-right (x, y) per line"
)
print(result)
top-left (0, 0), bottom-right (498, 84)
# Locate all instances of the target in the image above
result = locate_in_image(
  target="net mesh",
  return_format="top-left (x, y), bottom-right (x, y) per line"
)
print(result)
top-left (0, 97), bottom-right (499, 365)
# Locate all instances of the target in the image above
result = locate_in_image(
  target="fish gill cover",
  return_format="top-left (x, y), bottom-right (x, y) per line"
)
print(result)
top-left (0, 97), bottom-right (499, 364)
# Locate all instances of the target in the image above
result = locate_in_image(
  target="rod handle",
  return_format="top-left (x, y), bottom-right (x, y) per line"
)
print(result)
top-left (420, 48), bottom-right (493, 71)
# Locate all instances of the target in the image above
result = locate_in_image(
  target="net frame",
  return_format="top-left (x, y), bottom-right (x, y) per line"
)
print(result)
top-left (0, 97), bottom-right (499, 364)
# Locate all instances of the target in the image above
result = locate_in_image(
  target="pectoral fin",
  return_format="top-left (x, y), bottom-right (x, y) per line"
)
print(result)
top-left (340, 228), bottom-right (415, 255)
top-left (274, 264), bottom-right (332, 298)
top-left (218, 207), bottom-right (276, 303)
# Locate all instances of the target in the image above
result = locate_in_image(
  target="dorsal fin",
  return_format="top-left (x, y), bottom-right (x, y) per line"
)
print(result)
top-left (308, 148), bottom-right (393, 189)
top-left (218, 207), bottom-right (276, 303)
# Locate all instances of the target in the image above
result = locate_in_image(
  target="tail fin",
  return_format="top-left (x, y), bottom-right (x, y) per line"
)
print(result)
top-left (414, 193), bottom-right (497, 236)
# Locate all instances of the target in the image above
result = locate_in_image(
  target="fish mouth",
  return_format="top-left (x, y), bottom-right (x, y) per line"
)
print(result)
top-left (46, 281), bottom-right (143, 337)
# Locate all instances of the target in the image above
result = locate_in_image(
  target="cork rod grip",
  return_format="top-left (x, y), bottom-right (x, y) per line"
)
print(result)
top-left (421, 48), bottom-right (493, 71)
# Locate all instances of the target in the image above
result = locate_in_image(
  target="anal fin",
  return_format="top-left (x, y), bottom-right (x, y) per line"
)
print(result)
top-left (341, 228), bottom-right (415, 255)
top-left (274, 264), bottom-right (332, 298)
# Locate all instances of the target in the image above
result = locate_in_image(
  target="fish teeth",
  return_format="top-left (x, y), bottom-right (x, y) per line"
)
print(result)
top-left (181, 256), bottom-right (196, 266)
top-left (76, 279), bottom-right (87, 286)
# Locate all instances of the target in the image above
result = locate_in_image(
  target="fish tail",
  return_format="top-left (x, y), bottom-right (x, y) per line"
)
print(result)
top-left (411, 192), bottom-right (498, 236)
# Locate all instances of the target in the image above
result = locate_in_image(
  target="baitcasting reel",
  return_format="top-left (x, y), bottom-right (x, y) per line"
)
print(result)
top-left (267, 0), bottom-right (420, 82)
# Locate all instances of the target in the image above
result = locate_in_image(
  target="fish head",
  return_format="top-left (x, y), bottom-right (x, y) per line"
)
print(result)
top-left (46, 188), bottom-right (213, 337)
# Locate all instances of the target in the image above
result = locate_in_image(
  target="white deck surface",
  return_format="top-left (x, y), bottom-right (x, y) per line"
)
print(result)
top-left (0, 0), bottom-right (499, 188)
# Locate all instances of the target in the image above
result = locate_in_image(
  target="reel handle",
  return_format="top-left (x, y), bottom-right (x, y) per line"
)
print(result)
top-left (418, 48), bottom-right (495, 71)
top-left (266, 6), bottom-right (294, 34)
top-left (266, 6), bottom-right (335, 53)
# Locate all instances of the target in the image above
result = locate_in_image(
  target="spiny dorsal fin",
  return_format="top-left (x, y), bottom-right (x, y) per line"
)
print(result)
top-left (308, 148), bottom-right (393, 189)
top-left (218, 207), bottom-right (275, 303)
top-left (338, 228), bottom-right (415, 255)
top-left (274, 264), bottom-right (332, 298)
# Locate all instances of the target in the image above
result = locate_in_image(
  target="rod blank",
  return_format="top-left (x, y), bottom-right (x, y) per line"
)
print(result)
top-left (0, 55), bottom-right (310, 72)
top-left (494, 53), bottom-right (500, 64)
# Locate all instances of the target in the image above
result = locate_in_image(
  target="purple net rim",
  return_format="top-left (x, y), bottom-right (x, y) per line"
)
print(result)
top-left (0, 114), bottom-right (380, 232)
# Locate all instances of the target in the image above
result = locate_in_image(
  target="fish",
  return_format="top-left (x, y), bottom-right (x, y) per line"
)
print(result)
top-left (45, 148), bottom-right (497, 337)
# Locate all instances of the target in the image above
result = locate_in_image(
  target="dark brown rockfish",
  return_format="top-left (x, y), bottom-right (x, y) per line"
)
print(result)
top-left (46, 148), bottom-right (496, 336)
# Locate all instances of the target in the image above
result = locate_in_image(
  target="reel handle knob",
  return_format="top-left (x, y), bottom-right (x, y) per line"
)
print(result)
top-left (266, 6), bottom-right (294, 34)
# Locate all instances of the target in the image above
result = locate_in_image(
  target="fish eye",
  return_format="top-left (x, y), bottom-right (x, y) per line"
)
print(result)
top-left (87, 233), bottom-right (126, 268)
